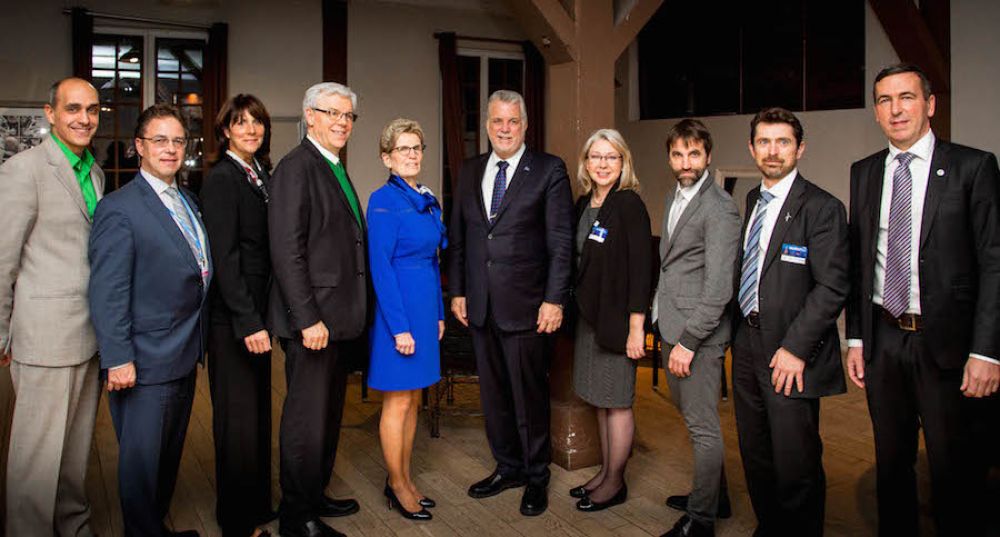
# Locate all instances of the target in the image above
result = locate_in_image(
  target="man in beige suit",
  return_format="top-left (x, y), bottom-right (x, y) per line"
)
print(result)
top-left (0, 77), bottom-right (104, 536)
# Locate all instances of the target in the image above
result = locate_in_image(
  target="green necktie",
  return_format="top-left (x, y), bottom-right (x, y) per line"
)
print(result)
top-left (324, 158), bottom-right (363, 227)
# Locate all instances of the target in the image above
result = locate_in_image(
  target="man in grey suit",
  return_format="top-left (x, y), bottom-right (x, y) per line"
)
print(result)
top-left (655, 119), bottom-right (740, 537)
top-left (0, 77), bottom-right (103, 536)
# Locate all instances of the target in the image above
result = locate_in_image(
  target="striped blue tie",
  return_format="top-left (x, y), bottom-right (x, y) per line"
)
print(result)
top-left (738, 190), bottom-right (775, 316)
top-left (883, 152), bottom-right (915, 317)
top-left (489, 160), bottom-right (509, 223)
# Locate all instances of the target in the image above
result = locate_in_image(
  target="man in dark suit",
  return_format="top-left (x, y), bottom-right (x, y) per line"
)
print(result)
top-left (731, 108), bottom-right (848, 537)
top-left (268, 82), bottom-right (367, 537)
top-left (89, 104), bottom-right (211, 537)
top-left (448, 89), bottom-right (574, 516)
top-left (845, 63), bottom-right (1000, 536)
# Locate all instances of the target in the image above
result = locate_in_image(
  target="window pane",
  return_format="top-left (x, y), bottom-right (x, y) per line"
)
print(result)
top-left (487, 58), bottom-right (523, 95)
top-left (742, 1), bottom-right (804, 112)
top-left (156, 72), bottom-right (180, 104)
top-left (97, 104), bottom-right (115, 138)
top-left (116, 106), bottom-right (140, 141)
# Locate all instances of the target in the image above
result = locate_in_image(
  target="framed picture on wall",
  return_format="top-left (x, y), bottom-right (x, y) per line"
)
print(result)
top-left (0, 105), bottom-right (50, 165)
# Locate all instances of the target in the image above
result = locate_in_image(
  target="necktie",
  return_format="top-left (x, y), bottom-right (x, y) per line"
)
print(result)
top-left (165, 187), bottom-right (207, 279)
top-left (667, 193), bottom-right (687, 238)
top-left (883, 152), bottom-right (916, 317)
top-left (243, 165), bottom-right (269, 204)
top-left (738, 190), bottom-right (776, 316)
top-left (490, 160), bottom-right (509, 222)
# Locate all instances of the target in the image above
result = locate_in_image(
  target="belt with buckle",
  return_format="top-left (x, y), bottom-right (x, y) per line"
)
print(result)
top-left (745, 311), bottom-right (761, 329)
top-left (879, 306), bottom-right (922, 332)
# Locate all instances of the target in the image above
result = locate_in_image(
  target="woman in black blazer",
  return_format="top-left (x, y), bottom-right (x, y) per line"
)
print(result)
top-left (569, 129), bottom-right (652, 512)
top-left (200, 94), bottom-right (274, 537)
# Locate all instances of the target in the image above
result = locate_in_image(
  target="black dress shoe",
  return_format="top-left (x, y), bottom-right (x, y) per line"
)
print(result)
top-left (384, 480), bottom-right (433, 520)
top-left (568, 484), bottom-right (591, 498)
top-left (661, 515), bottom-right (715, 537)
top-left (468, 469), bottom-right (526, 499)
top-left (665, 493), bottom-right (732, 519)
top-left (280, 518), bottom-right (346, 537)
top-left (519, 484), bottom-right (548, 516)
top-left (317, 496), bottom-right (360, 517)
top-left (575, 484), bottom-right (627, 512)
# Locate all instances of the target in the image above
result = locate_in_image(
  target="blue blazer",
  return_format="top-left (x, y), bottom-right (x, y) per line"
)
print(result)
top-left (89, 174), bottom-right (213, 385)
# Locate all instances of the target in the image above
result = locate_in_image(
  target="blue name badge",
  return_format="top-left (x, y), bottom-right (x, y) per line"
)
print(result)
top-left (780, 243), bottom-right (807, 265)
top-left (588, 221), bottom-right (608, 243)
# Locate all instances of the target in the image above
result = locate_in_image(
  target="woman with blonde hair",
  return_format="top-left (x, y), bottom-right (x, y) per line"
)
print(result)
top-left (568, 128), bottom-right (652, 512)
top-left (367, 118), bottom-right (446, 521)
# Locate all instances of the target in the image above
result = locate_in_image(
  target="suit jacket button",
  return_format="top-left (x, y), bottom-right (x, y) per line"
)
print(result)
top-left (487, 261), bottom-right (493, 267)
top-left (357, 271), bottom-right (364, 276)
top-left (488, 233), bottom-right (494, 240)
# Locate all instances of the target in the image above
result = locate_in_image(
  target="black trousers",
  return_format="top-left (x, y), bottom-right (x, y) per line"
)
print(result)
top-left (108, 371), bottom-right (196, 537)
top-left (278, 337), bottom-right (349, 525)
top-left (732, 323), bottom-right (825, 537)
top-left (865, 311), bottom-right (990, 536)
top-left (469, 316), bottom-right (552, 486)
top-left (208, 323), bottom-right (273, 536)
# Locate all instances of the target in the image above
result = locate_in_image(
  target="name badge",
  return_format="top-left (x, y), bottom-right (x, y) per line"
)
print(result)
top-left (780, 243), bottom-right (807, 265)
top-left (588, 221), bottom-right (608, 243)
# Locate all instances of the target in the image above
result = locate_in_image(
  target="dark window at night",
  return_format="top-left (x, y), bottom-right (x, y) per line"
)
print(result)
top-left (638, 0), bottom-right (864, 120)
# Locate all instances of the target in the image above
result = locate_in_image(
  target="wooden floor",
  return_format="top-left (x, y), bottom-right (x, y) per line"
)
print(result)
top-left (82, 348), bottom-right (992, 537)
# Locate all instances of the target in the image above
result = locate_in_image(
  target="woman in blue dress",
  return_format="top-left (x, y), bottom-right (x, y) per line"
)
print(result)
top-left (367, 118), bottom-right (446, 521)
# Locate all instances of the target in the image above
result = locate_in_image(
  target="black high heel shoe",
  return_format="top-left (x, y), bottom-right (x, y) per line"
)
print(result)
top-left (418, 496), bottom-right (436, 508)
top-left (384, 479), bottom-right (433, 520)
top-left (575, 484), bottom-right (628, 512)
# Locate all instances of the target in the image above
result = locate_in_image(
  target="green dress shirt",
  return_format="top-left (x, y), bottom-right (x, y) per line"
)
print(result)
top-left (51, 133), bottom-right (97, 217)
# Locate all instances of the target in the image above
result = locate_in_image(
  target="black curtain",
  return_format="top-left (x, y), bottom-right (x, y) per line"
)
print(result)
top-left (439, 32), bottom-right (464, 196)
top-left (523, 40), bottom-right (546, 152)
top-left (71, 8), bottom-right (93, 80)
top-left (203, 22), bottom-right (228, 165)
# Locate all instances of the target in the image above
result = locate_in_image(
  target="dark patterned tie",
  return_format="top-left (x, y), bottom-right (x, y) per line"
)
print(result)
top-left (738, 190), bottom-right (775, 316)
top-left (883, 152), bottom-right (915, 317)
top-left (489, 160), bottom-right (509, 223)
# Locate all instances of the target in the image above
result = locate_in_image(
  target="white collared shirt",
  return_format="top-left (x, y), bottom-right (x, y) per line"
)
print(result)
top-left (667, 170), bottom-right (709, 237)
top-left (845, 130), bottom-right (997, 365)
top-left (307, 135), bottom-right (341, 165)
top-left (481, 143), bottom-right (527, 213)
top-left (742, 169), bottom-right (798, 307)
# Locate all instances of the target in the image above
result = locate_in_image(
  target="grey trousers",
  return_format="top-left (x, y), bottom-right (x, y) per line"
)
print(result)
top-left (6, 357), bottom-right (100, 537)
top-left (663, 343), bottom-right (726, 525)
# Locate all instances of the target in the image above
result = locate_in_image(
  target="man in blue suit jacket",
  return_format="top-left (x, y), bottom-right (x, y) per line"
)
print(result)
top-left (89, 104), bottom-right (211, 537)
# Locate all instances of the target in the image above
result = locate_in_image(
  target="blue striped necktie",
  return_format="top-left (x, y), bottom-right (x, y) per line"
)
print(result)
top-left (883, 152), bottom-right (916, 317)
top-left (738, 190), bottom-right (775, 316)
top-left (489, 160), bottom-right (509, 223)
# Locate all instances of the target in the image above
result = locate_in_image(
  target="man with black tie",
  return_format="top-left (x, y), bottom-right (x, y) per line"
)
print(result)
top-left (448, 89), bottom-right (574, 516)
top-left (732, 108), bottom-right (848, 537)
top-left (89, 104), bottom-right (210, 537)
top-left (268, 82), bottom-right (367, 537)
top-left (845, 63), bottom-right (1000, 536)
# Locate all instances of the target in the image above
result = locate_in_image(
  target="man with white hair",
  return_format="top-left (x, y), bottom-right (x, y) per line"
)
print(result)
top-left (268, 82), bottom-right (368, 537)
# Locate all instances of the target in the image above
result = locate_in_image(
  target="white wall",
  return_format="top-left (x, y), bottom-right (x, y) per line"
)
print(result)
top-left (345, 0), bottom-right (522, 207)
top-left (617, 4), bottom-right (899, 230)
top-left (951, 0), bottom-right (1000, 158)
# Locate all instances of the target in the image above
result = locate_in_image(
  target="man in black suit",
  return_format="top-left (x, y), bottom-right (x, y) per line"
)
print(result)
top-left (731, 107), bottom-right (849, 537)
top-left (845, 63), bottom-right (1000, 536)
top-left (268, 82), bottom-right (368, 537)
top-left (448, 89), bottom-right (574, 516)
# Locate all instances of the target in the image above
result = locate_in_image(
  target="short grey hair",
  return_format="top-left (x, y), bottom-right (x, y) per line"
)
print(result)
top-left (302, 82), bottom-right (358, 115)
top-left (487, 90), bottom-right (527, 123)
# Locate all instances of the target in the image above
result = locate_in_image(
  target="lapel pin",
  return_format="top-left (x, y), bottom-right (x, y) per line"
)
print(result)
top-left (936, 168), bottom-right (945, 177)
top-left (785, 212), bottom-right (792, 222)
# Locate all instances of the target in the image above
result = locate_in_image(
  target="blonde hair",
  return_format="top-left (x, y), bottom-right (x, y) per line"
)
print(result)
top-left (379, 118), bottom-right (425, 155)
top-left (576, 128), bottom-right (639, 194)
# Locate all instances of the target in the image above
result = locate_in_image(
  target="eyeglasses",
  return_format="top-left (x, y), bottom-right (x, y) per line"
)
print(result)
top-left (311, 107), bottom-right (358, 123)
top-left (391, 144), bottom-right (426, 156)
top-left (587, 153), bottom-right (622, 164)
top-left (140, 136), bottom-right (188, 149)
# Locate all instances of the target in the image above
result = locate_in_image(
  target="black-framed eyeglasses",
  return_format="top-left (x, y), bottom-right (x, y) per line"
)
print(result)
top-left (140, 136), bottom-right (188, 148)
top-left (391, 144), bottom-right (426, 156)
top-left (311, 107), bottom-right (358, 123)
